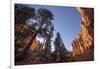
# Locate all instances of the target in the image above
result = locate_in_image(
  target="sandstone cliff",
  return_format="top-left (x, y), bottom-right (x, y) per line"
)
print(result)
top-left (72, 8), bottom-right (94, 61)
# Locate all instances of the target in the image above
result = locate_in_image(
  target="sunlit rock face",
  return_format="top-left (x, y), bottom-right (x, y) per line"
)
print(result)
top-left (30, 40), bottom-right (41, 51)
top-left (72, 8), bottom-right (94, 61)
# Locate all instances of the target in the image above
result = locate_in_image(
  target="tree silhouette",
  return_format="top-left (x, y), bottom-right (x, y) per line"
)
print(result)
top-left (15, 6), bottom-right (54, 62)
top-left (22, 8), bottom-right (54, 60)
top-left (53, 32), bottom-right (69, 62)
top-left (15, 4), bottom-right (35, 24)
top-left (15, 4), bottom-right (36, 62)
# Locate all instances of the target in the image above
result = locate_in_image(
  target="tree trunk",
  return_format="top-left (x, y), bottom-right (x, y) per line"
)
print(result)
top-left (15, 18), bottom-right (45, 62)
top-left (15, 23), bottom-right (43, 61)
top-left (15, 31), bottom-right (38, 61)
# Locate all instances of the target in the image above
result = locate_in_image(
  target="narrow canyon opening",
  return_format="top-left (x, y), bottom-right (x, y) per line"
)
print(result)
top-left (15, 4), bottom-right (94, 65)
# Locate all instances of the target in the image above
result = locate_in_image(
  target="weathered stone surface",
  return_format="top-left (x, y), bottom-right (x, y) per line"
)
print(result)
top-left (30, 40), bottom-right (41, 51)
top-left (72, 8), bottom-right (94, 61)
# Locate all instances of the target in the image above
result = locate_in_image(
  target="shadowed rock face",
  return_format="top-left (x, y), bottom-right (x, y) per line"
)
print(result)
top-left (72, 8), bottom-right (94, 61)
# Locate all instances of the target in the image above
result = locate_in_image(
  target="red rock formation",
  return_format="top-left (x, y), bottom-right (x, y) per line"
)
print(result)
top-left (30, 40), bottom-right (41, 51)
top-left (72, 8), bottom-right (94, 61)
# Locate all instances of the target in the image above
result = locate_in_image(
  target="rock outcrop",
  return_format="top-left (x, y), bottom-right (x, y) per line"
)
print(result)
top-left (30, 40), bottom-right (41, 51)
top-left (72, 8), bottom-right (94, 61)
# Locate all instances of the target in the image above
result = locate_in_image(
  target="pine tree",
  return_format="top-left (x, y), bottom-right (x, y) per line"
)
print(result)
top-left (15, 4), bottom-right (36, 62)
top-left (54, 32), bottom-right (69, 62)
top-left (15, 6), bottom-right (54, 62)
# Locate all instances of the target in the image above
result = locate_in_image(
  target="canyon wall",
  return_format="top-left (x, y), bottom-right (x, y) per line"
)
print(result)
top-left (72, 8), bottom-right (94, 61)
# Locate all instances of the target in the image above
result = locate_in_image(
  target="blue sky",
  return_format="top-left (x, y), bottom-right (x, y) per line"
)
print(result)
top-left (28, 4), bottom-right (81, 51)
